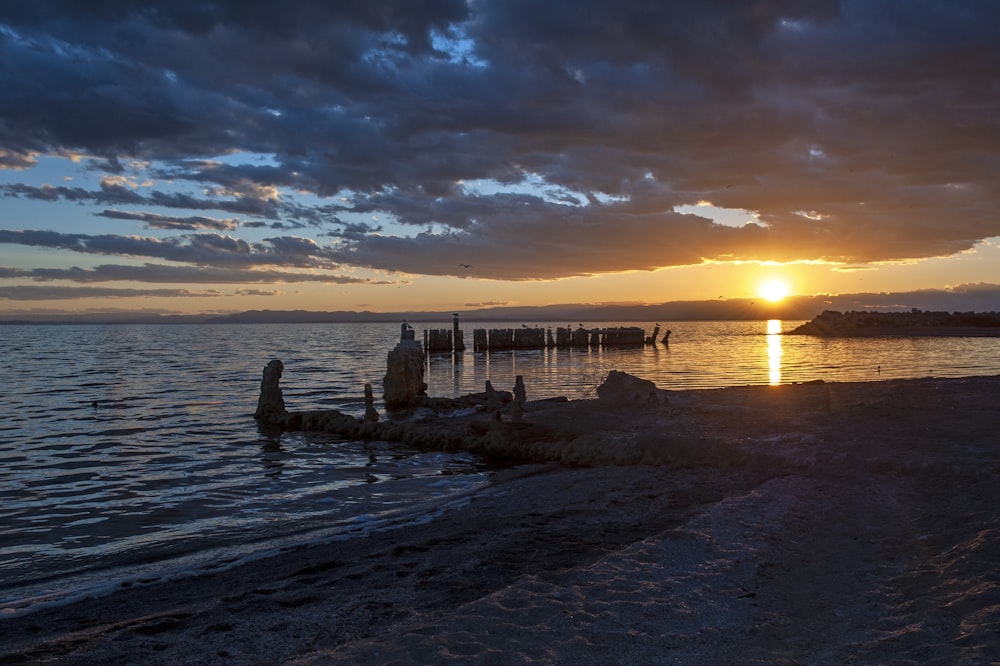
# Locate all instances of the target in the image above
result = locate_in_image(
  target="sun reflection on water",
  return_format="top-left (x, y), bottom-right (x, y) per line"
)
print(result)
top-left (767, 319), bottom-right (782, 385)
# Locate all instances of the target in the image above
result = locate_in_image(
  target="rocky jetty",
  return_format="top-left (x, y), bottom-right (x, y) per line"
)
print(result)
top-left (252, 357), bottom-right (688, 464)
top-left (789, 309), bottom-right (1000, 337)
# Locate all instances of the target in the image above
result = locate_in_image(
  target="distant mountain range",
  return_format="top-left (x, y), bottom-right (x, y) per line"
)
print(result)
top-left (2, 286), bottom-right (997, 324)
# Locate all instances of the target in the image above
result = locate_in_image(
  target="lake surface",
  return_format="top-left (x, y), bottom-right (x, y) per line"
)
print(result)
top-left (2, 320), bottom-right (999, 616)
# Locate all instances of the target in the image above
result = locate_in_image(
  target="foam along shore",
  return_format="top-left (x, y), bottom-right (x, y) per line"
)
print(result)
top-left (1, 374), bottom-right (998, 664)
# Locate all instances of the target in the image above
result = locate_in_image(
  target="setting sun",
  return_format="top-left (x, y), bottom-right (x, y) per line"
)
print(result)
top-left (760, 279), bottom-right (790, 302)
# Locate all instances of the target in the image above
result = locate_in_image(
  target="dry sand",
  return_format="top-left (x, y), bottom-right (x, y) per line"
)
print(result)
top-left (1, 375), bottom-right (998, 665)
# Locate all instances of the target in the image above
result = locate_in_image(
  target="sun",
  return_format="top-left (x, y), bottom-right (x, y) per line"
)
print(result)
top-left (759, 279), bottom-right (790, 302)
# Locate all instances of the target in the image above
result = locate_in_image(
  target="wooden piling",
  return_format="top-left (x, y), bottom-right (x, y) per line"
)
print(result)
top-left (425, 329), bottom-right (453, 352)
top-left (438, 323), bottom-right (659, 352)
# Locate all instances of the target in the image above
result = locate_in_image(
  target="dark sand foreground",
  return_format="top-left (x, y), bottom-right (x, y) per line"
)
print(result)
top-left (2, 375), bottom-right (998, 665)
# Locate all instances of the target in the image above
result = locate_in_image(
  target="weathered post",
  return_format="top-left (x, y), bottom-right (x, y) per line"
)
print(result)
top-left (426, 329), bottom-right (452, 352)
top-left (383, 323), bottom-right (427, 408)
top-left (511, 374), bottom-right (527, 422)
top-left (490, 328), bottom-right (514, 350)
top-left (555, 327), bottom-right (571, 347)
top-left (254, 359), bottom-right (287, 422)
top-left (453, 313), bottom-right (465, 352)
top-left (473, 328), bottom-right (488, 352)
top-left (485, 380), bottom-right (501, 411)
top-left (363, 383), bottom-right (379, 423)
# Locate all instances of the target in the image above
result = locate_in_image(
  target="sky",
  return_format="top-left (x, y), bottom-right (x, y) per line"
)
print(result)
top-left (1, 0), bottom-right (999, 316)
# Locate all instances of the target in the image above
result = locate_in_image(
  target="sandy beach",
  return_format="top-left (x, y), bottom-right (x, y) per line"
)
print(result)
top-left (2, 374), bottom-right (998, 665)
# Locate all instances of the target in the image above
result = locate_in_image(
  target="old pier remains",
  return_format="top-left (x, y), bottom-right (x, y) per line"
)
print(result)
top-left (471, 325), bottom-right (653, 352)
top-left (424, 314), bottom-right (467, 353)
top-left (420, 317), bottom-right (666, 354)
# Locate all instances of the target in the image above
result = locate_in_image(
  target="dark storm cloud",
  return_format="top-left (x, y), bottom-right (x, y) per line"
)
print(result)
top-left (1, 0), bottom-right (999, 281)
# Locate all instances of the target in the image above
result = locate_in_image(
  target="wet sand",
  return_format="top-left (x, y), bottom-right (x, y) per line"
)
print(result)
top-left (2, 375), bottom-right (998, 664)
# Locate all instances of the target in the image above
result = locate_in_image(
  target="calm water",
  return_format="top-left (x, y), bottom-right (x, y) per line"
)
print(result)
top-left (2, 320), bottom-right (999, 616)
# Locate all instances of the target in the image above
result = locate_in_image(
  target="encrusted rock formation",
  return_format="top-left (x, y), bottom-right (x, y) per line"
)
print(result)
top-left (254, 359), bottom-right (287, 421)
top-left (596, 369), bottom-right (667, 405)
top-left (254, 360), bottom-right (690, 464)
top-left (382, 330), bottom-right (427, 409)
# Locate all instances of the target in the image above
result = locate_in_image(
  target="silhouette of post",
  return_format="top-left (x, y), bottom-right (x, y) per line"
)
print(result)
top-left (384, 324), bottom-right (427, 408)
top-left (453, 314), bottom-right (465, 352)
top-left (254, 359), bottom-right (287, 421)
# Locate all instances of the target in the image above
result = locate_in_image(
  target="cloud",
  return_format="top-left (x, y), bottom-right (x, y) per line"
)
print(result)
top-left (1, 262), bottom-right (394, 285)
top-left (819, 283), bottom-right (1000, 312)
top-left (96, 209), bottom-right (240, 231)
top-left (233, 288), bottom-right (280, 297)
top-left (0, 285), bottom-right (220, 300)
top-left (464, 301), bottom-right (513, 307)
top-left (1, 182), bottom-right (285, 218)
top-left (0, 229), bottom-right (342, 268)
top-left (0, 0), bottom-right (999, 285)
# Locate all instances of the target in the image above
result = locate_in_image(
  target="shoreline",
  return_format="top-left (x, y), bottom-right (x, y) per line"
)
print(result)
top-left (2, 374), bottom-right (998, 664)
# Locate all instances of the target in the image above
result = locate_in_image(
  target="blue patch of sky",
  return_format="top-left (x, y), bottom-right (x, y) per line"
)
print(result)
top-left (205, 151), bottom-right (282, 169)
top-left (458, 174), bottom-right (760, 227)
top-left (0, 156), bottom-right (100, 236)
top-left (460, 173), bottom-right (593, 205)
top-left (430, 27), bottom-right (488, 68)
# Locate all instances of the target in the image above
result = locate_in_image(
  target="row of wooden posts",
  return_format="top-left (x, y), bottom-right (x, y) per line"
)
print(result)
top-left (421, 316), bottom-right (665, 353)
